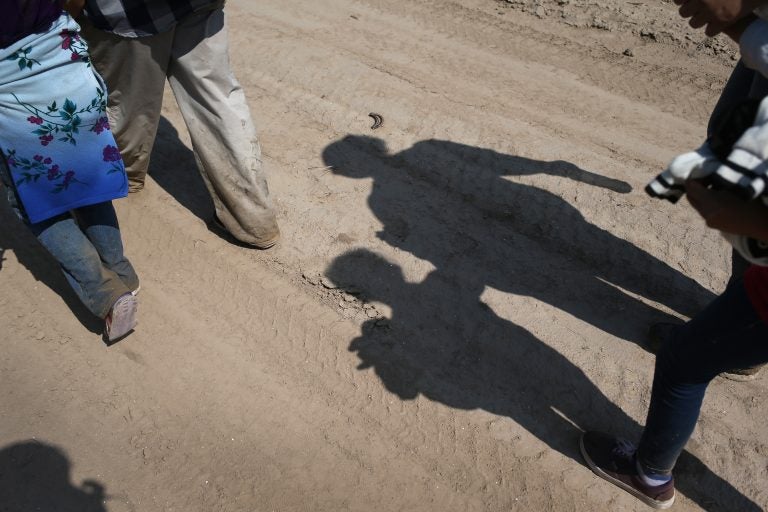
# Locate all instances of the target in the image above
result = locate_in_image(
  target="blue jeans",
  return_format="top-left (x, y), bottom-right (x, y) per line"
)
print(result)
top-left (637, 280), bottom-right (768, 475)
top-left (1, 156), bottom-right (138, 319)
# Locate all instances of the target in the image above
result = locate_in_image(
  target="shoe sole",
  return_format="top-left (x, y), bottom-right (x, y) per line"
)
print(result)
top-left (106, 293), bottom-right (138, 342)
top-left (721, 371), bottom-right (758, 382)
top-left (250, 235), bottom-right (279, 250)
top-left (579, 434), bottom-right (675, 510)
top-left (211, 216), bottom-right (279, 249)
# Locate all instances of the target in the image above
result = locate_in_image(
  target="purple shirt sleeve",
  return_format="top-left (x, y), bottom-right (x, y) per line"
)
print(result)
top-left (1, 0), bottom-right (63, 49)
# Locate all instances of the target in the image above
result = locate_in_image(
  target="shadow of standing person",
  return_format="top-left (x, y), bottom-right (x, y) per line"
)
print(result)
top-left (322, 135), bottom-right (716, 345)
top-left (326, 249), bottom-right (760, 511)
top-left (0, 441), bottom-right (107, 511)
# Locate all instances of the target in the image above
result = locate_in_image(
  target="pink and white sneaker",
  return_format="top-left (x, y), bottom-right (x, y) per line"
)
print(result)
top-left (105, 293), bottom-right (138, 342)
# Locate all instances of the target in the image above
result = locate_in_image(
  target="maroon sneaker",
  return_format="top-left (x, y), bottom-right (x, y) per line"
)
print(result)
top-left (580, 431), bottom-right (675, 509)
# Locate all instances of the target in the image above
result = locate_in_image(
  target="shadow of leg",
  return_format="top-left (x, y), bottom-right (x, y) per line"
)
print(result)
top-left (0, 203), bottom-right (102, 333)
top-left (328, 248), bottom-right (761, 511)
top-left (149, 116), bottom-right (214, 222)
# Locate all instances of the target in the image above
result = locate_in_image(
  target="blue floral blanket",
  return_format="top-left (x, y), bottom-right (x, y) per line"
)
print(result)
top-left (0, 13), bottom-right (127, 224)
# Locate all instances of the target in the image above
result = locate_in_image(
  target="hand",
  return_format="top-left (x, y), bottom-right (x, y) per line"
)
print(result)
top-left (673, 0), bottom-right (766, 36)
top-left (686, 180), bottom-right (768, 241)
top-left (63, 0), bottom-right (86, 18)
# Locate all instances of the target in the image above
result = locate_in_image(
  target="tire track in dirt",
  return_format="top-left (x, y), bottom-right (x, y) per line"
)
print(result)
top-left (238, 0), bottom-right (701, 164)
top-left (361, 0), bottom-right (730, 121)
top-left (228, 0), bottom-right (733, 295)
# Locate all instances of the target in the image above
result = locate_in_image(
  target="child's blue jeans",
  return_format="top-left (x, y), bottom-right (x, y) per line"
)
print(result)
top-left (1, 157), bottom-right (138, 319)
top-left (637, 279), bottom-right (768, 475)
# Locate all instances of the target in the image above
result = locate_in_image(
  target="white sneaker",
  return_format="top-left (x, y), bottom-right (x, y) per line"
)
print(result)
top-left (105, 293), bottom-right (138, 342)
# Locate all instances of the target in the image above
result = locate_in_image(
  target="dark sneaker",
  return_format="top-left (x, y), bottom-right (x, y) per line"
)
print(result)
top-left (105, 293), bottom-right (138, 342)
top-left (580, 431), bottom-right (675, 509)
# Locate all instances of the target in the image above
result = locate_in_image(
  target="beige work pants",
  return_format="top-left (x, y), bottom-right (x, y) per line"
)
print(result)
top-left (81, 7), bottom-right (280, 248)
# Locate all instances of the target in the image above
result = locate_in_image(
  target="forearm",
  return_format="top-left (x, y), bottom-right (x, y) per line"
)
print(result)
top-left (686, 182), bottom-right (768, 241)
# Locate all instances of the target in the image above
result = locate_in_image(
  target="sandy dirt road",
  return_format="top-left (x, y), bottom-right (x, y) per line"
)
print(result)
top-left (2, 1), bottom-right (768, 510)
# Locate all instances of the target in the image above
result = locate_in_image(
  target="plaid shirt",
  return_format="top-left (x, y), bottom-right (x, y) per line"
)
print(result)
top-left (84, 0), bottom-right (222, 37)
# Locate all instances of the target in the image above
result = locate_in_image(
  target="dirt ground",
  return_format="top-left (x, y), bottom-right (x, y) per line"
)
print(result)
top-left (2, 0), bottom-right (767, 510)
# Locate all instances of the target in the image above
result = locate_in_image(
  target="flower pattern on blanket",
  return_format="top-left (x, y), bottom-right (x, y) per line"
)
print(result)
top-left (5, 29), bottom-right (88, 71)
top-left (7, 149), bottom-right (83, 193)
top-left (16, 89), bottom-right (108, 146)
top-left (0, 13), bottom-right (128, 224)
top-left (4, 45), bottom-right (40, 70)
top-left (59, 30), bottom-right (90, 64)
top-left (7, 143), bottom-right (124, 195)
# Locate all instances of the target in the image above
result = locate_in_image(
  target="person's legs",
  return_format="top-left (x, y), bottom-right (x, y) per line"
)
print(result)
top-left (637, 280), bottom-right (768, 474)
top-left (649, 248), bottom-right (749, 354)
top-left (1, 153), bottom-right (131, 320)
top-left (582, 281), bottom-right (768, 508)
top-left (30, 214), bottom-right (132, 319)
top-left (80, 19), bottom-right (173, 192)
top-left (73, 202), bottom-right (139, 293)
top-left (166, 7), bottom-right (280, 248)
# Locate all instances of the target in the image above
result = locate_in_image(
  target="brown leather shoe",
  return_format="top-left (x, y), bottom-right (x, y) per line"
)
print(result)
top-left (580, 431), bottom-right (675, 509)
